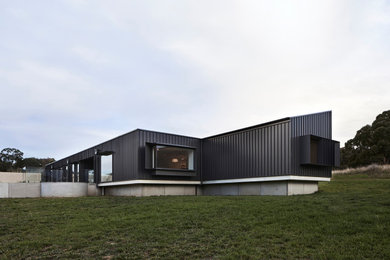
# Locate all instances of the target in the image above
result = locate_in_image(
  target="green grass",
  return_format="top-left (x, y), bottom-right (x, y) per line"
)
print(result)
top-left (1, 174), bottom-right (390, 259)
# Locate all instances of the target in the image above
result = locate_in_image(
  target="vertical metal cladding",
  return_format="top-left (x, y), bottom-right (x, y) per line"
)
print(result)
top-left (202, 120), bottom-right (291, 181)
top-left (44, 130), bottom-right (140, 182)
top-left (45, 111), bottom-right (336, 183)
top-left (137, 130), bottom-right (202, 181)
top-left (290, 111), bottom-right (332, 177)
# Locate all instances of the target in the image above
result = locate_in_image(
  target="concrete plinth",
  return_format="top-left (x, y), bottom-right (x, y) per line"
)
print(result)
top-left (104, 184), bottom-right (197, 197)
top-left (201, 181), bottom-right (318, 196)
top-left (238, 183), bottom-right (261, 195)
top-left (260, 182), bottom-right (287, 196)
top-left (288, 181), bottom-right (318, 195)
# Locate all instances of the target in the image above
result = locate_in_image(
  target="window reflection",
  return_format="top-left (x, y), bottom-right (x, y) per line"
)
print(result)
top-left (101, 154), bottom-right (113, 182)
top-left (153, 146), bottom-right (194, 170)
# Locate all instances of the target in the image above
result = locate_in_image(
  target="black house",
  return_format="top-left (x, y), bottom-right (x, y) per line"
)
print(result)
top-left (45, 111), bottom-right (339, 196)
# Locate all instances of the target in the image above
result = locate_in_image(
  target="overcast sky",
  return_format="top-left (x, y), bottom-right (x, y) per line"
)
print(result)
top-left (1, 0), bottom-right (389, 159)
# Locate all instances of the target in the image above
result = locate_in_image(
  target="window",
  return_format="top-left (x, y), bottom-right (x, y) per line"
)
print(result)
top-left (88, 170), bottom-right (95, 183)
top-left (310, 138), bottom-right (318, 164)
top-left (153, 145), bottom-right (194, 170)
top-left (101, 154), bottom-right (113, 182)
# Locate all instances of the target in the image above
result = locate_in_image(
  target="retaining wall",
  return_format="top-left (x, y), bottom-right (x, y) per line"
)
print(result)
top-left (41, 183), bottom-right (88, 197)
top-left (0, 183), bottom-right (8, 198)
top-left (0, 183), bottom-right (101, 198)
top-left (8, 183), bottom-right (41, 198)
top-left (0, 183), bottom-right (41, 198)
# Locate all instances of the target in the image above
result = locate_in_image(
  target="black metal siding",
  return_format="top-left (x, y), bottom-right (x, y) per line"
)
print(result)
top-left (202, 120), bottom-right (291, 181)
top-left (137, 130), bottom-right (201, 181)
top-left (45, 111), bottom-right (337, 183)
top-left (290, 111), bottom-right (332, 177)
top-left (45, 130), bottom-right (139, 182)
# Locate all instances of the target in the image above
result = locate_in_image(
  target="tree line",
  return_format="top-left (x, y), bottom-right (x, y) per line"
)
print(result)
top-left (341, 110), bottom-right (390, 168)
top-left (0, 148), bottom-right (55, 172)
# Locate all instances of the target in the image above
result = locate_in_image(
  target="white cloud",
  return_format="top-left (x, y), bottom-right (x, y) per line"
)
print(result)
top-left (71, 46), bottom-right (111, 64)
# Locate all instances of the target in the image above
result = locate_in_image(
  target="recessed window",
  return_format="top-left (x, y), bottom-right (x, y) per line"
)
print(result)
top-left (101, 154), bottom-right (113, 182)
top-left (310, 138), bottom-right (318, 164)
top-left (153, 145), bottom-right (194, 170)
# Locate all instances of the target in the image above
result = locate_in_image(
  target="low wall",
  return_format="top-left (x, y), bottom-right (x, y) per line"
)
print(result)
top-left (41, 183), bottom-right (88, 197)
top-left (9, 183), bottom-right (41, 198)
top-left (0, 183), bottom-right (41, 198)
top-left (0, 172), bottom-right (41, 183)
top-left (0, 182), bottom-right (100, 198)
top-left (0, 183), bottom-right (8, 198)
top-left (0, 172), bottom-right (23, 183)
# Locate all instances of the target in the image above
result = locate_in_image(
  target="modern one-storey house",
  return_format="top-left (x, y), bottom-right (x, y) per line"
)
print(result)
top-left (44, 111), bottom-right (340, 196)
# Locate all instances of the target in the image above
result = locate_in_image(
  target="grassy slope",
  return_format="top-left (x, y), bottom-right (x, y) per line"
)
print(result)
top-left (1, 175), bottom-right (390, 259)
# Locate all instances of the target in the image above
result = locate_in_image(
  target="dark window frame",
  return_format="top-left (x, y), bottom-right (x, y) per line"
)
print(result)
top-left (100, 153), bottom-right (114, 183)
top-left (145, 142), bottom-right (197, 176)
top-left (152, 145), bottom-right (195, 172)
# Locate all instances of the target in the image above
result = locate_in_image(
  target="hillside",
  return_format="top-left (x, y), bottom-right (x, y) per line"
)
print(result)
top-left (1, 171), bottom-right (390, 259)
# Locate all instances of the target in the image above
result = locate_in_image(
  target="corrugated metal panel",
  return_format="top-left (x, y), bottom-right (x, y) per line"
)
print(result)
top-left (45, 111), bottom-right (337, 183)
top-left (45, 130), bottom-right (139, 182)
top-left (137, 130), bottom-right (201, 181)
top-left (202, 120), bottom-right (291, 181)
top-left (290, 111), bottom-right (332, 177)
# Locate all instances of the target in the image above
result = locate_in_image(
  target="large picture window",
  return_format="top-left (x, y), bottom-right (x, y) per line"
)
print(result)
top-left (101, 154), bottom-right (113, 182)
top-left (153, 145), bottom-right (194, 170)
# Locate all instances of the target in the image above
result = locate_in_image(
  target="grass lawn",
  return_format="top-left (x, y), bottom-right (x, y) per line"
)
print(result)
top-left (1, 174), bottom-right (390, 259)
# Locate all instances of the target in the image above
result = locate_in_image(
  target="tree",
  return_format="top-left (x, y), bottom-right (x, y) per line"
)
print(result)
top-left (21, 157), bottom-right (55, 168)
top-left (0, 148), bottom-right (24, 171)
top-left (341, 125), bottom-right (374, 168)
top-left (371, 110), bottom-right (390, 164)
top-left (38, 158), bottom-right (55, 166)
top-left (341, 110), bottom-right (390, 168)
top-left (21, 157), bottom-right (42, 167)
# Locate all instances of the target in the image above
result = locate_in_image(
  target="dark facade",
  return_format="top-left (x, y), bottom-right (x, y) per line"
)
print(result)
top-left (44, 111), bottom-right (340, 186)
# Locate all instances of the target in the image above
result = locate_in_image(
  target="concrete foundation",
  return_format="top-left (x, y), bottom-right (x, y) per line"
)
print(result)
top-left (104, 184), bottom-right (197, 197)
top-left (260, 182), bottom-right (287, 196)
top-left (41, 183), bottom-right (88, 197)
top-left (0, 181), bottom-right (319, 198)
top-left (88, 184), bottom-right (101, 196)
top-left (201, 181), bottom-right (318, 196)
top-left (287, 181), bottom-right (318, 195)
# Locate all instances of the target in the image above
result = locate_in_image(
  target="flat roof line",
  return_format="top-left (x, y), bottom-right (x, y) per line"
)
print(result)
top-left (46, 111), bottom-right (332, 167)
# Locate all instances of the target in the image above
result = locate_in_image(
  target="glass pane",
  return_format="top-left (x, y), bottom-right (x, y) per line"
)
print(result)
top-left (101, 155), bottom-right (113, 182)
top-left (156, 146), bottom-right (194, 170)
top-left (88, 169), bottom-right (94, 183)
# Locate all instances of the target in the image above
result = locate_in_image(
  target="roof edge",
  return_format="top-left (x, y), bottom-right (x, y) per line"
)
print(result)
top-left (203, 117), bottom-right (290, 139)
